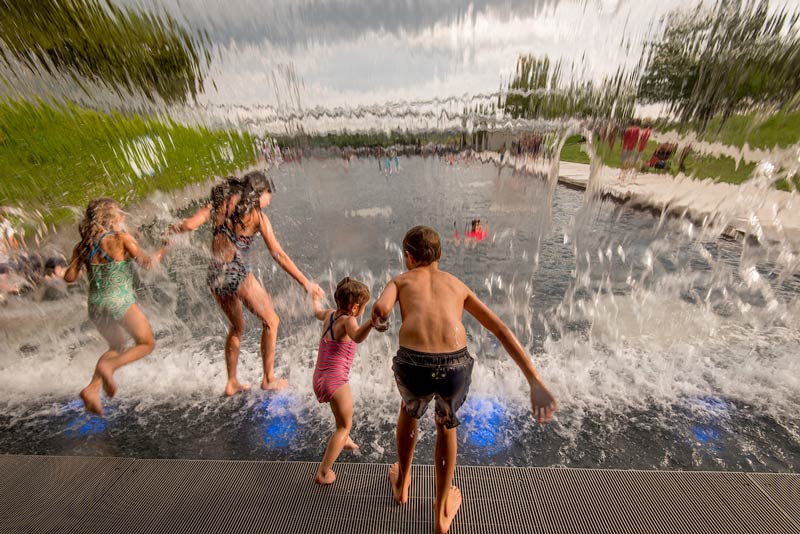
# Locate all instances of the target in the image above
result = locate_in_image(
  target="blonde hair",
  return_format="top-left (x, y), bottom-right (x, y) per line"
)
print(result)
top-left (77, 197), bottom-right (122, 264)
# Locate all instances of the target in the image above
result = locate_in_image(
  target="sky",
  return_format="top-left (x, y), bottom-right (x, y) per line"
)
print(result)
top-left (17, 0), bottom-right (800, 132)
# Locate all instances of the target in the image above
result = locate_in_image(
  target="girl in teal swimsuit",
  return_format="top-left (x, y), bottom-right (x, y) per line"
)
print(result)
top-left (167, 171), bottom-right (324, 396)
top-left (65, 198), bottom-right (166, 416)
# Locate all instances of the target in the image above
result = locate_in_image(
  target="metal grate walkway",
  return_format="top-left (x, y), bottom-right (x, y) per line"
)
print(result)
top-left (1, 455), bottom-right (798, 533)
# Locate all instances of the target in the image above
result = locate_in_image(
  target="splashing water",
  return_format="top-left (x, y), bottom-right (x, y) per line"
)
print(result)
top-left (1, 0), bottom-right (800, 471)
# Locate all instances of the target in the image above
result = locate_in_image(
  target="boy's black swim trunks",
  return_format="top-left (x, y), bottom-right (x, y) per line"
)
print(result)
top-left (392, 346), bottom-right (474, 429)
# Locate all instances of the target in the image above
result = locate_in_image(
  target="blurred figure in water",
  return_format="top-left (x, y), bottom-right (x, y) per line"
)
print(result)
top-left (0, 208), bottom-right (26, 296)
top-left (465, 219), bottom-right (487, 241)
top-left (64, 198), bottom-right (166, 416)
top-left (166, 171), bottom-right (324, 395)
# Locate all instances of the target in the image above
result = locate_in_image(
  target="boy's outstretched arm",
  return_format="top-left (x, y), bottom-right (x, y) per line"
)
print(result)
top-left (371, 280), bottom-right (398, 332)
top-left (464, 290), bottom-right (557, 423)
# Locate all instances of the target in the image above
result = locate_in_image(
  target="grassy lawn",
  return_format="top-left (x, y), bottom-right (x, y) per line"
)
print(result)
top-left (0, 100), bottom-right (256, 227)
top-left (560, 134), bottom-right (659, 169)
top-left (673, 110), bottom-right (800, 150)
top-left (560, 134), bottom-right (762, 186)
top-left (560, 107), bottom-right (798, 188)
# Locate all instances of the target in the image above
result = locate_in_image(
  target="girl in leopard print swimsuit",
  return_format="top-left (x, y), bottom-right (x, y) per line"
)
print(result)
top-left (167, 171), bottom-right (324, 396)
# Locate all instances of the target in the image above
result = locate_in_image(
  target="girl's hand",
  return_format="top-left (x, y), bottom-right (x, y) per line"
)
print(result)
top-left (305, 282), bottom-right (324, 299)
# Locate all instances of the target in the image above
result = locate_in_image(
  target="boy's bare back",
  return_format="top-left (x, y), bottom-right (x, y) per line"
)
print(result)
top-left (389, 267), bottom-right (470, 353)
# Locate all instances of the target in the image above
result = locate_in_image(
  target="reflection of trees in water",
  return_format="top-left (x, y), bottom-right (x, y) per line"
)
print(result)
top-left (0, 0), bottom-right (208, 104)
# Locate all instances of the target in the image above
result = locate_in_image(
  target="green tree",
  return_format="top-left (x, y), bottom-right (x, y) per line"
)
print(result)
top-left (502, 55), bottom-right (636, 121)
top-left (0, 0), bottom-right (209, 104)
top-left (639, 0), bottom-right (800, 127)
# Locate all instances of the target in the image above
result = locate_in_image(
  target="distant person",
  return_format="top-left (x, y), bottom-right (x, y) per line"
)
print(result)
top-left (647, 143), bottom-right (675, 170)
top-left (465, 219), bottom-right (488, 241)
top-left (371, 225), bottom-right (557, 534)
top-left (637, 126), bottom-right (652, 167)
top-left (311, 277), bottom-right (375, 485)
top-left (64, 197), bottom-right (167, 416)
top-left (637, 126), bottom-right (651, 153)
top-left (677, 144), bottom-right (693, 173)
top-left (166, 172), bottom-right (323, 395)
top-left (0, 209), bottom-right (23, 263)
top-left (621, 125), bottom-right (640, 170)
top-left (1, 208), bottom-right (26, 290)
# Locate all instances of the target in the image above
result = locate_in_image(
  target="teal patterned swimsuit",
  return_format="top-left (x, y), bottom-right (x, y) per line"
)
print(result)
top-left (86, 232), bottom-right (136, 322)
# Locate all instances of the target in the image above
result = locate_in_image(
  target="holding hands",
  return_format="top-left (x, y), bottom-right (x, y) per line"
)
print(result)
top-left (305, 281), bottom-right (325, 300)
top-left (370, 308), bottom-right (390, 332)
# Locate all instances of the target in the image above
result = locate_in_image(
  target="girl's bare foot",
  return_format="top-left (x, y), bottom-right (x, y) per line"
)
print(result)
top-left (80, 385), bottom-right (104, 416)
top-left (224, 379), bottom-right (252, 397)
top-left (314, 468), bottom-right (336, 485)
top-left (95, 362), bottom-right (117, 398)
top-left (435, 486), bottom-right (462, 534)
top-left (388, 462), bottom-right (410, 504)
top-left (260, 377), bottom-right (288, 391)
top-left (343, 437), bottom-right (359, 451)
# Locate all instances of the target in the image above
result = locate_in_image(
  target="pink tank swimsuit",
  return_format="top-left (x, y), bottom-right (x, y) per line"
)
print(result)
top-left (313, 312), bottom-right (357, 403)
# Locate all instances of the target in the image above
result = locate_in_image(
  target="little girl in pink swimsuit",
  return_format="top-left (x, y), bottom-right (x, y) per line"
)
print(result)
top-left (311, 277), bottom-right (375, 484)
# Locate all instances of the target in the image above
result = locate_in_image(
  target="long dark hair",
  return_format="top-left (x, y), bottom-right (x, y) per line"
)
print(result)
top-left (231, 171), bottom-right (273, 226)
top-left (210, 176), bottom-right (243, 217)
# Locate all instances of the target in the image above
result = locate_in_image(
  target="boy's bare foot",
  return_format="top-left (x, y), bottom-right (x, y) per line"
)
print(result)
top-left (435, 486), bottom-right (462, 534)
top-left (314, 468), bottom-right (336, 485)
top-left (260, 377), bottom-right (288, 391)
top-left (224, 380), bottom-right (252, 397)
top-left (80, 385), bottom-right (104, 416)
top-left (344, 437), bottom-right (359, 451)
top-left (96, 362), bottom-right (117, 398)
top-left (388, 462), bottom-right (410, 504)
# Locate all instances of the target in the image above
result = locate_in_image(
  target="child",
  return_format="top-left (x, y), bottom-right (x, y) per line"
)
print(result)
top-left (166, 172), bottom-right (323, 395)
top-left (64, 198), bottom-right (166, 416)
top-left (371, 225), bottom-right (557, 534)
top-left (311, 277), bottom-right (375, 484)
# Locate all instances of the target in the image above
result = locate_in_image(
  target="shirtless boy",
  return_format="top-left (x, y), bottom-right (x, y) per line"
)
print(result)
top-left (371, 225), bottom-right (557, 534)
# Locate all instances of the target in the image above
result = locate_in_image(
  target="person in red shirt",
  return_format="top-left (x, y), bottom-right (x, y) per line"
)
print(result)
top-left (621, 125), bottom-right (640, 170)
top-left (638, 127), bottom-right (651, 153)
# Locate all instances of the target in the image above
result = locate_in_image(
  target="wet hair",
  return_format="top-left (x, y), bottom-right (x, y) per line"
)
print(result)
top-left (232, 171), bottom-right (274, 226)
top-left (334, 277), bottom-right (370, 311)
top-left (210, 177), bottom-right (243, 216)
top-left (77, 197), bottom-right (122, 264)
top-left (402, 225), bottom-right (441, 265)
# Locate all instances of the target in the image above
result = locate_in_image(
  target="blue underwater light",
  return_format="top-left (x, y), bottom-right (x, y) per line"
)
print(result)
top-left (692, 424), bottom-right (721, 444)
top-left (63, 399), bottom-right (109, 437)
top-left (460, 396), bottom-right (510, 456)
top-left (64, 413), bottom-right (107, 437)
top-left (256, 394), bottom-right (298, 449)
top-left (688, 395), bottom-right (731, 452)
